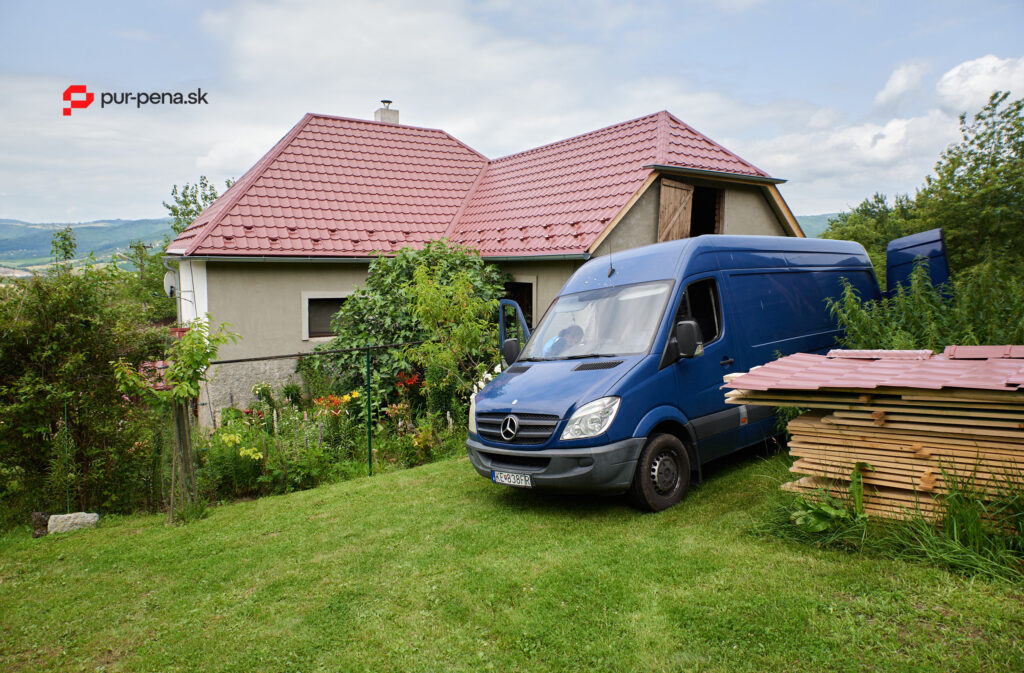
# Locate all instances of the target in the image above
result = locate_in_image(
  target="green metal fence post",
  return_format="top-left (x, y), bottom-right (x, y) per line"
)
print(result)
top-left (366, 346), bottom-right (372, 476)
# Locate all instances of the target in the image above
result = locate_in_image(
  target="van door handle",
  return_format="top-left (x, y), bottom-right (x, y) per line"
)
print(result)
top-left (720, 356), bottom-right (734, 366)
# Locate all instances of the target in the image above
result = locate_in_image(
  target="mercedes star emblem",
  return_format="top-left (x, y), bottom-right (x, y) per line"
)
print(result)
top-left (500, 414), bottom-right (519, 441)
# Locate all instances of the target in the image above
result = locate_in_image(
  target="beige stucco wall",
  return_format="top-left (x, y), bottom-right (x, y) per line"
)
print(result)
top-left (721, 187), bottom-right (787, 236)
top-left (497, 259), bottom-right (586, 327)
top-left (591, 181), bottom-right (660, 257)
top-left (198, 261), bottom-right (369, 422)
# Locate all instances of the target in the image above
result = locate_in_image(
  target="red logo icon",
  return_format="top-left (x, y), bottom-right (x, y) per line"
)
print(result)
top-left (63, 85), bottom-right (94, 116)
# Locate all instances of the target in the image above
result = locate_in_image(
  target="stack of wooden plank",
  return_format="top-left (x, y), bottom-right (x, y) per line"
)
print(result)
top-left (723, 346), bottom-right (1024, 520)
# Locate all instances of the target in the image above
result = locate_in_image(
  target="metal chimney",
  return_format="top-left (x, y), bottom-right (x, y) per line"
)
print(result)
top-left (374, 99), bottom-right (399, 124)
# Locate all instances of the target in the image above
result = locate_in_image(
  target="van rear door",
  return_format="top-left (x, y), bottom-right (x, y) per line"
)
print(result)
top-left (885, 228), bottom-right (950, 295)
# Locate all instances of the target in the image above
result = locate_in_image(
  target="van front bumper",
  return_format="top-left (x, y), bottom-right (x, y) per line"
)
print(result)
top-left (466, 436), bottom-right (645, 494)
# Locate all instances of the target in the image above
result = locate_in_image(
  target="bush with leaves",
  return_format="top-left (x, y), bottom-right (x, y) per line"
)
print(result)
top-left (405, 264), bottom-right (500, 418)
top-left (300, 240), bottom-right (506, 417)
top-left (0, 232), bottom-right (169, 524)
top-left (828, 261), bottom-right (1024, 351)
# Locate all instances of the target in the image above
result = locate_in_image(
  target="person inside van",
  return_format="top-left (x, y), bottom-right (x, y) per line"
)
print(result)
top-left (543, 324), bottom-right (584, 357)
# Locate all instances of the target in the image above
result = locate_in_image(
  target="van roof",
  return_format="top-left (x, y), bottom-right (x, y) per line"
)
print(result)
top-left (560, 235), bottom-right (871, 295)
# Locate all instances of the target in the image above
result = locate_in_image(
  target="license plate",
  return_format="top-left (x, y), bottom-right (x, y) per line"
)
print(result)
top-left (492, 470), bottom-right (532, 488)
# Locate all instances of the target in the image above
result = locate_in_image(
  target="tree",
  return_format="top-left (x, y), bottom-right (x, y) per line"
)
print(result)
top-left (300, 240), bottom-right (507, 414)
top-left (916, 91), bottom-right (1024, 272)
top-left (0, 230), bottom-right (169, 523)
top-left (113, 318), bottom-right (239, 522)
top-left (821, 91), bottom-right (1023, 278)
top-left (163, 176), bottom-right (234, 235)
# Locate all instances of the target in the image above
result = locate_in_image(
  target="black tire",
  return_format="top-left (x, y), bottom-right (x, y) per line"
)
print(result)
top-left (627, 434), bottom-right (691, 512)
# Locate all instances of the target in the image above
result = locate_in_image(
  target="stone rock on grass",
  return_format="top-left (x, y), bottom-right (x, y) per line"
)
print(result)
top-left (47, 512), bottom-right (99, 534)
top-left (31, 512), bottom-right (50, 538)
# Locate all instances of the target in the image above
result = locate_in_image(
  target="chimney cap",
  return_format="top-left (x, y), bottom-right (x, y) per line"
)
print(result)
top-left (380, 99), bottom-right (393, 108)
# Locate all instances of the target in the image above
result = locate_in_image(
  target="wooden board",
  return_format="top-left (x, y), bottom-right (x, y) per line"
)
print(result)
top-left (830, 409), bottom-right (1024, 428)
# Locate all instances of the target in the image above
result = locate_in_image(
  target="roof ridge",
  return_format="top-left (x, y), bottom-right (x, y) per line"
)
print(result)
top-left (661, 111), bottom-right (771, 178)
top-left (443, 160), bottom-right (491, 238)
top-left (655, 110), bottom-right (670, 165)
top-left (491, 111), bottom-right (663, 163)
top-left (181, 114), bottom-right (315, 256)
top-left (303, 112), bottom-right (490, 161)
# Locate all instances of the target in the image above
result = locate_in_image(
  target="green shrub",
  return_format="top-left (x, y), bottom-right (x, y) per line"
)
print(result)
top-left (300, 240), bottom-right (506, 419)
top-left (0, 236), bottom-right (169, 524)
top-left (829, 261), bottom-right (1024, 351)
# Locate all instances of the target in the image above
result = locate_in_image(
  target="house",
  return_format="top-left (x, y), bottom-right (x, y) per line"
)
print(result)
top-left (165, 105), bottom-right (803, 419)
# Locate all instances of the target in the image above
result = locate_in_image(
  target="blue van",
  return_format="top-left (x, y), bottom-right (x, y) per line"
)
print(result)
top-left (466, 234), bottom-right (891, 511)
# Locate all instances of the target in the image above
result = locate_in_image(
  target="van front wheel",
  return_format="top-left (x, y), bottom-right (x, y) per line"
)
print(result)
top-left (627, 434), bottom-right (691, 512)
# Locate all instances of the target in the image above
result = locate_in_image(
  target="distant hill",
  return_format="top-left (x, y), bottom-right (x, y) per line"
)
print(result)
top-left (795, 213), bottom-right (839, 238)
top-left (0, 218), bottom-right (173, 267)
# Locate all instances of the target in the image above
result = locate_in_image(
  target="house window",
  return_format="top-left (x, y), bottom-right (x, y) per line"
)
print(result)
top-left (302, 294), bottom-right (349, 340)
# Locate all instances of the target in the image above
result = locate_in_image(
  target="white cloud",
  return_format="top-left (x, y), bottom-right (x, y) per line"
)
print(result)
top-left (874, 62), bottom-right (929, 107)
top-left (745, 110), bottom-right (959, 214)
top-left (936, 54), bottom-right (1024, 114)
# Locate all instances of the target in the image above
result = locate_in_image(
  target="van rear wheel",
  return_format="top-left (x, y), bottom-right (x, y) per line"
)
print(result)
top-left (627, 434), bottom-right (691, 512)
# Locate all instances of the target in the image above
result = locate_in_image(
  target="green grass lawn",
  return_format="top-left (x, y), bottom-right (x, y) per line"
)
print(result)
top-left (2, 452), bottom-right (1022, 672)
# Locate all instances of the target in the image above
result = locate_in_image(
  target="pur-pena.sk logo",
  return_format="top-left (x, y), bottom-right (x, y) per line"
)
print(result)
top-left (62, 85), bottom-right (94, 116)
top-left (62, 85), bottom-right (208, 116)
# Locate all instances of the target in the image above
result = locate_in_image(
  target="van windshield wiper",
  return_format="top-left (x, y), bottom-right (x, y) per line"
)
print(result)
top-left (516, 357), bottom-right (552, 362)
top-left (561, 353), bottom-right (623, 360)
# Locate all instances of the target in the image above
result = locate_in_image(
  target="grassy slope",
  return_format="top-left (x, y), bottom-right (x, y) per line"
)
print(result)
top-left (1, 454), bottom-right (1022, 673)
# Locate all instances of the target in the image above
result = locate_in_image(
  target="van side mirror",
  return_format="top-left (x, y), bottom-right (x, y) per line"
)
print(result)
top-left (502, 338), bottom-right (521, 365)
top-left (675, 320), bottom-right (703, 358)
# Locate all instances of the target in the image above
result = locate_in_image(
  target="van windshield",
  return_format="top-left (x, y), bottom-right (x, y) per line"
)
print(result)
top-left (519, 280), bottom-right (674, 360)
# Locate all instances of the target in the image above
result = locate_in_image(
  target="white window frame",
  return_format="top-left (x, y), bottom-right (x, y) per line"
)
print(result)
top-left (301, 291), bottom-right (351, 342)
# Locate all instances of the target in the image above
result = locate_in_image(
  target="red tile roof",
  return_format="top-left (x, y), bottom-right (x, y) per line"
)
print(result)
top-left (724, 349), bottom-right (1024, 394)
top-left (168, 111), bottom-right (775, 259)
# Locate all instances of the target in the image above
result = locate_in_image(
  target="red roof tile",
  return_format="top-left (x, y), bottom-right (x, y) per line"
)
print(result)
top-left (169, 110), bottom-right (776, 258)
top-left (725, 349), bottom-right (1024, 393)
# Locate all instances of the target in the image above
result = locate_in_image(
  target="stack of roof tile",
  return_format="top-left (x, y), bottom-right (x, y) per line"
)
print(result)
top-left (723, 347), bottom-right (1024, 520)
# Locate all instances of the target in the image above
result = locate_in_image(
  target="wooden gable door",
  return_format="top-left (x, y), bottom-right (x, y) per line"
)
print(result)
top-left (659, 179), bottom-right (694, 242)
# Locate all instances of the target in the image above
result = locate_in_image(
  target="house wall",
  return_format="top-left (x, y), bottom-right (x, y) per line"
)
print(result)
top-left (198, 260), bottom-right (369, 422)
top-left (591, 181), bottom-right (660, 257)
top-left (496, 259), bottom-right (586, 327)
top-left (721, 187), bottom-right (787, 236)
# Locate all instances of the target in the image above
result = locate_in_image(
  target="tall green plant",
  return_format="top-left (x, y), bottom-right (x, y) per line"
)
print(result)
top-left (302, 240), bottom-right (506, 413)
top-left (828, 262), bottom-right (1024, 351)
top-left (0, 230), bottom-right (169, 524)
top-left (405, 266), bottom-right (500, 416)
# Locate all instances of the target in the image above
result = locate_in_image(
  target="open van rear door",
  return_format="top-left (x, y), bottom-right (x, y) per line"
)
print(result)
top-left (885, 228), bottom-right (950, 296)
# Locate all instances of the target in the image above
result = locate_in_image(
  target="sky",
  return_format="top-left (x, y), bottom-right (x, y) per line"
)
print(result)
top-left (1, 0), bottom-right (1023, 222)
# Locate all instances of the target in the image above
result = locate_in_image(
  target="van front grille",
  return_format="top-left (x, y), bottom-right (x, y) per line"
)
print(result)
top-left (480, 451), bottom-right (551, 471)
top-left (476, 412), bottom-right (559, 445)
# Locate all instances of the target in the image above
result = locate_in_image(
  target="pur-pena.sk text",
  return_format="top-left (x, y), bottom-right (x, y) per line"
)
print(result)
top-left (62, 85), bottom-right (208, 116)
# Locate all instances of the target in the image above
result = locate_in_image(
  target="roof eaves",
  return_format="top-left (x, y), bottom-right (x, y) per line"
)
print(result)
top-left (645, 164), bottom-right (786, 185)
top-left (181, 113), bottom-right (316, 256)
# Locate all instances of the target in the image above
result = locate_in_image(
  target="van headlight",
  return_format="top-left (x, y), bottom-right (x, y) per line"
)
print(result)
top-left (468, 394), bottom-right (477, 434)
top-left (560, 397), bottom-right (620, 440)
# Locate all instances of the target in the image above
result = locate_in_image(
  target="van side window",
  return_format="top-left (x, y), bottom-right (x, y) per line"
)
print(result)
top-left (676, 278), bottom-right (721, 344)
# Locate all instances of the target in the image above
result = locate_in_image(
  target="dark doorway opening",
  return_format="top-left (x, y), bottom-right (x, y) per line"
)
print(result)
top-left (503, 281), bottom-right (534, 328)
top-left (689, 187), bottom-right (721, 237)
